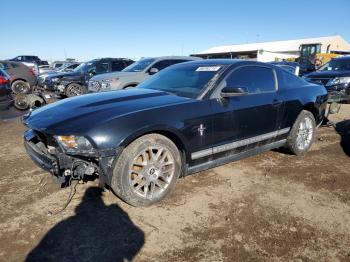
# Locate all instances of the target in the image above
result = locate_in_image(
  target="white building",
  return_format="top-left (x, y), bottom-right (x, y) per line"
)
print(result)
top-left (192, 35), bottom-right (350, 62)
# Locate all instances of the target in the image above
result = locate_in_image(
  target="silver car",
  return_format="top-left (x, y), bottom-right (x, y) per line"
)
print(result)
top-left (88, 56), bottom-right (201, 92)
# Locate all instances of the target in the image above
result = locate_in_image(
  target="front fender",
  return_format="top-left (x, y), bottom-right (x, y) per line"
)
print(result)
top-left (119, 124), bottom-right (191, 160)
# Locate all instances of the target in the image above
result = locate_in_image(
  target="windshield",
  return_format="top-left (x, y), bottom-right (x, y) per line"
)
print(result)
top-left (137, 64), bottom-right (223, 98)
top-left (122, 58), bottom-right (156, 72)
top-left (73, 61), bottom-right (94, 73)
top-left (318, 59), bottom-right (350, 71)
top-left (300, 44), bottom-right (320, 57)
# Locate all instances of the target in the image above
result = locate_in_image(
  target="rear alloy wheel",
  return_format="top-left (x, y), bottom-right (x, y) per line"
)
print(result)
top-left (111, 134), bottom-right (181, 207)
top-left (65, 83), bottom-right (87, 97)
top-left (287, 110), bottom-right (316, 155)
top-left (11, 80), bottom-right (31, 94)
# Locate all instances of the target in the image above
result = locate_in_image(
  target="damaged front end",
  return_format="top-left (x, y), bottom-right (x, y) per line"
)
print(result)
top-left (23, 129), bottom-right (119, 186)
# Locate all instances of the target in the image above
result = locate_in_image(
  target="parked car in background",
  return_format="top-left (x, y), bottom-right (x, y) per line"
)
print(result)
top-left (0, 68), bottom-right (13, 110)
top-left (88, 56), bottom-right (201, 92)
top-left (39, 62), bottom-right (80, 77)
top-left (0, 61), bottom-right (37, 94)
top-left (50, 60), bottom-right (75, 70)
top-left (10, 55), bottom-right (48, 66)
top-left (23, 59), bottom-right (328, 206)
top-left (270, 61), bottom-right (300, 76)
top-left (42, 58), bottom-right (134, 97)
top-left (303, 56), bottom-right (350, 102)
top-left (38, 65), bottom-right (51, 74)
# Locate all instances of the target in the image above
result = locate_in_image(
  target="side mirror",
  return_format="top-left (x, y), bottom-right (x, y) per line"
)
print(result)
top-left (221, 86), bottom-right (247, 97)
top-left (149, 67), bottom-right (159, 75)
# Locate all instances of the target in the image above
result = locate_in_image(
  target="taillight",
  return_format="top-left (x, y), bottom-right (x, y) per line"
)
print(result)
top-left (29, 68), bottom-right (36, 76)
top-left (0, 76), bottom-right (10, 85)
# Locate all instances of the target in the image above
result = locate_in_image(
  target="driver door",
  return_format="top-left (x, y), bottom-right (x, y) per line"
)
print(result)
top-left (209, 65), bottom-right (284, 153)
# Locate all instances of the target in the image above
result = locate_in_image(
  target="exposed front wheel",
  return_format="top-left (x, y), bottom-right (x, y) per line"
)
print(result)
top-left (286, 110), bottom-right (316, 155)
top-left (14, 94), bottom-right (29, 110)
top-left (111, 134), bottom-right (181, 207)
top-left (65, 83), bottom-right (87, 97)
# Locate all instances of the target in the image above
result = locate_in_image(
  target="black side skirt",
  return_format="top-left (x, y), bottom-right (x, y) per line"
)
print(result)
top-left (186, 139), bottom-right (286, 175)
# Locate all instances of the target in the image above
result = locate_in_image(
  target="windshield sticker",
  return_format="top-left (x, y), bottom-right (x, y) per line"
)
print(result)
top-left (196, 66), bottom-right (221, 72)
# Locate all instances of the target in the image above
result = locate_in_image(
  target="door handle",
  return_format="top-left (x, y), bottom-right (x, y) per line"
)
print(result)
top-left (272, 99), bottom-right (282, 107)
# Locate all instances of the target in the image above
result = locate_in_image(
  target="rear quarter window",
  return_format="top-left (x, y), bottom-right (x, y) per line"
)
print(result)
top-left (278, 69), bottom-right (308, 89)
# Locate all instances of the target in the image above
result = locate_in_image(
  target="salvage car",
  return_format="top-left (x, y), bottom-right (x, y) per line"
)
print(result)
top-left (37, 63), bottom-right (81, 85)
top-left (304, 56), bottom-right (350, 102)
top-left (0, 60), bottom-right (37, 94)
top-left (23, 60), bottom-right (328, 206)
top-left (88, 56), bottom-right (201, 92)
top-left (42, 58), bottom-right (134, 97)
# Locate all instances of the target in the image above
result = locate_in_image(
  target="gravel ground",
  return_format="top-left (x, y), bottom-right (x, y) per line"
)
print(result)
top-left (0, 105), bottom-right (349, 262)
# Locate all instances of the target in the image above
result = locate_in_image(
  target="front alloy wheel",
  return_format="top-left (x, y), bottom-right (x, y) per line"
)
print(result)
top-left (111, 134), bottom-right (181, 206)
top-left (129, 146), bottom-right (175, 199)
top-left (65, 83), bottom-right (86, 97)
top-left (296, 116), bottom-right (314, 150)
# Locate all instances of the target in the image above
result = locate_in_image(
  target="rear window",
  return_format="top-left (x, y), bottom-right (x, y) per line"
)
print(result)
top-left (0, 62), bottom-right (10, 70)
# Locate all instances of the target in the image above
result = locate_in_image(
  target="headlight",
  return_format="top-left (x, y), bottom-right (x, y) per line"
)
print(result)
top-left (100, 79), bottom-right (111, 89)
top-left (55, 135), bottom-right (95, 154)
top-left (88, 80), bottom-right (101, 92)
top-left (101, 78), bottom-right (120, 90)
top-left (326, 77), bottom-right (350, 86)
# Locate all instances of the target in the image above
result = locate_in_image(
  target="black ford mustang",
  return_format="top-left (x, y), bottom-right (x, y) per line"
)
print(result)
top-left (23, 60), bottom-right (328, 206)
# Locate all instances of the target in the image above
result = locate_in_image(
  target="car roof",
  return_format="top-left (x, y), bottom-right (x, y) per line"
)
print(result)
top-left (331, 56), bottom-right (350, 61)
top-left (89, 58), bottom-right (134, 62)
top-left (270, 61), bottom-right (299, 66)
top-left (176, 59), bottom-right (269, 66)
top-left (0, 60), bottom-right (26, 66)
top-left (141, 56), bottom-right (202, 61)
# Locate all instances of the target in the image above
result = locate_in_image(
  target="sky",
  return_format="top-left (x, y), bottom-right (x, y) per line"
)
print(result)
top-left (1, 0), bottom-right (350, 62)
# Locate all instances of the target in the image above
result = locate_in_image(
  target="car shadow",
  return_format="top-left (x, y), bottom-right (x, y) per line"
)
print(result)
top-left (334, 119), bottom-right (350, 157)
top-left (26, 187), bottom-right (145, 262)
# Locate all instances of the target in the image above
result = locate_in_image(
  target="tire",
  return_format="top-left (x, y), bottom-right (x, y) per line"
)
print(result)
top-left (286, 110), bottom-right (316, 155)
top-left (14, 94), bottom-right (29, 110)
top-left (11, 80), bottom-right (31, 94)
top-left (111, 134), bottom-right (181, 207)
top-left (65, 83), bottom-right (87, 97)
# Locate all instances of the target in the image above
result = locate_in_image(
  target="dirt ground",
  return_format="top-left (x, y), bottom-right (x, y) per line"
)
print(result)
top-left (0, 105), bottom-right (350, 262)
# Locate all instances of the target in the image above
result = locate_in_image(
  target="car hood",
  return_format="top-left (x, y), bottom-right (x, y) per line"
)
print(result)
top-left (47, 71), bottom-right (81, 79)
top-left (305, 70), bottom-right (350, 78)
top-left (91, 71), bottom-right (141, 81)
top-left (23, 88), bottom-right (190, 134)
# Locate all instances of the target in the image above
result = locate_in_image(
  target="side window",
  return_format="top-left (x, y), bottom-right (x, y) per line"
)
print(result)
top-left (96, 62), bottom-right (109, 73)
top-left (225, 66), bottom-right (276, 94)
top-left (111, 61), bottom-right (125, 71)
